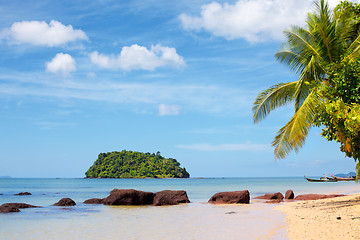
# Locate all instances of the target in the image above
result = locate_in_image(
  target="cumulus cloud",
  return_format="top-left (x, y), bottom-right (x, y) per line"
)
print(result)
top-left (176, 143), bottom-right (272, 151)
top-left (46, 53), bottom-right (76, 75)
top-left (180, 0), bottom-right (322, 42)
top-left (90, 44), bottom-right (184, 71)
top-left (3, 20), bottom-right (88, 46)
top-left (158, 104), bottom-right (181, 116)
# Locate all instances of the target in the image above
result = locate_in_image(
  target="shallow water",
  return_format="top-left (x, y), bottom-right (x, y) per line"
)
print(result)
top-left (0, 177), bottom-right (359, 240)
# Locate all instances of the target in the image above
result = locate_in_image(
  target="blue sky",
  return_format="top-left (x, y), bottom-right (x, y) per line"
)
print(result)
top-left (0, 0), bottom-right (357, 178)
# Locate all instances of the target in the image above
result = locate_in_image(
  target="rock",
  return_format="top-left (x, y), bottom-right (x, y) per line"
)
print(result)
top-left (0, 205), bottom-right (20, 213)
top-left (14, 192), bottom-right (32, 196)
top-left (153, 190), bottom-right (190, 206)
top-left (0, 203), bottom-right (39, 213)
top-left (285, 190), bottom-right (294, 199)
top-left (53, 198), bottom-right (76, 206)
top-left (83, 198), bottom-right (104, 204)
top-left (102, 189), bottom-right (154, 205)
top-left (1, 203), bottom-right (39, 208)
top-left (294, 194), bottom-right (345, 201)
top-left (254, 192), bottom-right (284, 200)
top-left (208, 190), bottom-right (250, 204)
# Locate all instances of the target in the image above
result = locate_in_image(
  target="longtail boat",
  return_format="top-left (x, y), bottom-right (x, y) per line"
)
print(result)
top-left (304, 175), bottom-right (337, 182)
top-left (331, 175), bottom-right (356, 181)
top-left (326, 176), bottom-right (336, 181)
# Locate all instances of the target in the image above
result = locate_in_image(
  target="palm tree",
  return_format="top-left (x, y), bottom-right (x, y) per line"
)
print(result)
top-left (252, 0), bottom-right (360, 159)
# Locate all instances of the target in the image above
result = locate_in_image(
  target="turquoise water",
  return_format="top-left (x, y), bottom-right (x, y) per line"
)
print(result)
top-left (0, 178), bottom-right (359, 240)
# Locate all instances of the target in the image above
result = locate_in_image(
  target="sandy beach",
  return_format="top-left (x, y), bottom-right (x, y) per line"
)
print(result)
top-left (278, 193), bottom-right (360, 240)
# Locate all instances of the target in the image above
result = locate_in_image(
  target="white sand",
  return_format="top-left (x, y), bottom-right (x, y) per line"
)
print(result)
top-left (277, 194), bottom-right (360, 240)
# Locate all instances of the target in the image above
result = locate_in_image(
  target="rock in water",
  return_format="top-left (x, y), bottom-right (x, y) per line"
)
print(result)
top-left (285, 190), bottom-right (294, 199)
top-left (0, 205), bottom-right (20, 213)
top-left (53, 198), bottom-right (76, 206)
top-left (153, 190), bottom-right (190, 206)
top-left (83, 198), bottom-right (104, 204)
top-left (14, 192), bottom-right (32, 196)
top-left (208, 190), bottom-right (250, 204)
top-left (254, 192), bottom-right (284, 200)
top-left (0, 203), bottom-right (40, 213)
top-left (102, 189), bottom-right (154, 205)
top-left (1, 203), bottom-right (39, 208)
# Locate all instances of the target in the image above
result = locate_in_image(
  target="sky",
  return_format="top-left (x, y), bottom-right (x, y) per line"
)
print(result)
top-left (0, 0), bottom-right (357, 178)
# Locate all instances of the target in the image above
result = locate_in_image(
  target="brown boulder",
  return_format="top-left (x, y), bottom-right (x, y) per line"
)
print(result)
top-left (53, 198), bottom-right (76, 206)
top-left (0, 203), bottom-right (39, 213)
top-left (294, 194), bottom-right (345, 201)
top-left (285, 190), bottom-right (294, 199)
top-left (102, 189), bottom-right (154, 205)
top-left (1, 203), bottom-right (39, 208)
top-left (153, 190), bottom-right (190, 206)
top-left (83, 198), bottom-right (104, 204)
top-left (254, 192), bottom-right (284, 200)
top-left (208, 190), bottom-right (250, 204)
top-left (0, 205), bottom-right (20, 213)
top-left (14, 192), bottom-right (32, 196)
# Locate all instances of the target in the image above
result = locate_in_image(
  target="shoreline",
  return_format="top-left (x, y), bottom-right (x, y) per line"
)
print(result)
top-left (277, 193), bottom-right (360, 240)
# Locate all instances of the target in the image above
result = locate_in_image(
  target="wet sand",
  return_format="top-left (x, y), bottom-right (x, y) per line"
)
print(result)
top-left (277, 193), bottom-right (360, 240)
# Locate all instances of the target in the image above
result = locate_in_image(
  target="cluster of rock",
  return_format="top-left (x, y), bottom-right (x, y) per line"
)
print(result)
top-left (85, 189), bottom-right (190, 206)
top-left (254, 190), bottom-right (293, 203)
top-left (0, 189), bottom-right (346, 213)
top-left (0, 189), bottom-right (191, 213)
top-left (254, 190), bottom-right (344, 203)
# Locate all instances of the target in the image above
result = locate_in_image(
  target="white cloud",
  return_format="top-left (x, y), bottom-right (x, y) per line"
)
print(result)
top-left (180, 0), bottom-right (332, 42)
top-left (176, 143), bottom-right (272, 151)
top-left (90, 44), bottom-right (185, 71)
top-left (158, 104), bottom-right (181, 116)
top-left (46, 53), bottom-right (76, 75)
top-left (3, 20), bottom-right (88, 46)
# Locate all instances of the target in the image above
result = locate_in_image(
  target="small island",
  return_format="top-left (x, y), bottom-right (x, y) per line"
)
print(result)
top-left (85, 150), bottom-right (190, 178)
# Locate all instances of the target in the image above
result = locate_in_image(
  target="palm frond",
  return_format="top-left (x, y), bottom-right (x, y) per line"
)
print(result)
top-left (272, 90), bottom-right (323, 159)
top-left (283, 26), bottom-right (322, 64)
top-left (275, 47), bottom-right (304, 74)
top-left (294, 54), bottom-right (325, 110)
top-left (294, 77), bottom-right (310, 112)
top-left (252, 82), bottom-right (297, 123)
top-left (344, 33), bottom-right (360, 61)
top-left (315, 0), bottom-right (341, 63)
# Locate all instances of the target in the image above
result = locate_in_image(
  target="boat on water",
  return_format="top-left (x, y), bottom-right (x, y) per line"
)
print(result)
top-left (304, 175), bottom-right (337, 182)
top-left (331, 175), bottom-right (356, 181)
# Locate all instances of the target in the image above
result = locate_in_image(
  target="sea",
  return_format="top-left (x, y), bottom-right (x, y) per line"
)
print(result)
top-left (0, 177), bottom-right (359, 240)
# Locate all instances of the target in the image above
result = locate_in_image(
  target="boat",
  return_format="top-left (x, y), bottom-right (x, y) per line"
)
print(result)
top-left (326, 176), bottom-right (337, 181)
top-left (304, 175), bottom-right (337, 182)
top-left (331, 175), bottom-right (356, 181)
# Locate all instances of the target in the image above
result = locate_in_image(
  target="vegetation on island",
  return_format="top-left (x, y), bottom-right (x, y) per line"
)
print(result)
top-left (85, 150), bottom-right (190, 178)
top-left (253, 0), bottom-right (360, 179)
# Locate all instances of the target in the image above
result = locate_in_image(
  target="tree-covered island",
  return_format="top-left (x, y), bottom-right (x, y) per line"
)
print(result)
top-left (85, 150), bottom-right (190, 178)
